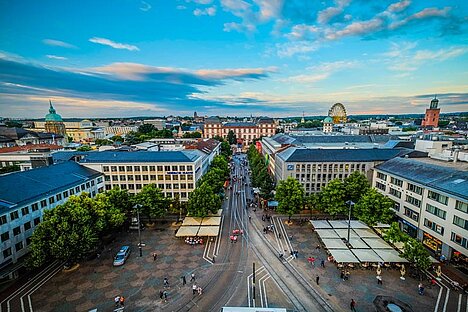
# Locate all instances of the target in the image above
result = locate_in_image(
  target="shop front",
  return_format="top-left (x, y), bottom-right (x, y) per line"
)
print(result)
top-left (401, 219), bottom-right (418, 238)
top-left (423, 232), bottom-right (442, 254)
top-left (451, 249), bottom-right (468, 275)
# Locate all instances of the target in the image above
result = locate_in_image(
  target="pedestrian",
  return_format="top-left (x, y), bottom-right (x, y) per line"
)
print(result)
top-left (181, 275), bottom-right (186, 285)
top-left (340, 271), bottom-right (344, 280)
top-left (316, 244), bottom-right (321, 250)
top-left (295, 250), bottom-right (299, 258)
top-left (153, 252), bottom-right (158, 261)
top-left (377, 275), bottom-right (382, 285)
top-left (197, 286), bottom-right (203, 295)
top-left (278, 232), bottom-right (282, 239)
top-left (164, 277), bottom-right (169, 287)
top-left (262, 215), bottom-right (265, 221)
top-left (119, 295), bottom-right (125, 307)
top-left (190, 273), bottom-right (195, 282)
top-left (316, 275), bottom-right (320, 285)
top-left (249, 216), bottom-right (251, 221)
top-left (350, 299), bottom-right (357, 312)
top-left (212, 256), bottom-right (216, 263)
top-left (159, 290), bottom-right (164, 300)
top-left (320, 259), bottom-right (325, 268)
top-left (114, 296), bottom-right (121, 308)
top-left (163, 290), bottom-right (168, 302)
top-left (192, 284), bottom-right (197, 295)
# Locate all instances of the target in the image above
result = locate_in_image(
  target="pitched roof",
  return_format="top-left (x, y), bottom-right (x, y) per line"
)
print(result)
top-left (277, 148), bottom-right (406, 163)
top-left (224, 122), bottom-right (256, 127)
top-left (375, 157), bottom-right (468, 200)
top-left (0, 162), bottom-right (101, 209)
top-left (0, 144), bottom-right (63, 154)
top-left (78, 150), bottom-right (203, 163)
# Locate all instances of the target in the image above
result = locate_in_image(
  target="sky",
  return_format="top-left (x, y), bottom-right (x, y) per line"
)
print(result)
top-left (0, 0), bottom-right (467, 118)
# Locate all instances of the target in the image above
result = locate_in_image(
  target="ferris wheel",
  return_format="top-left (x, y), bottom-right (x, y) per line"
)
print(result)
top-left (328, 103), bottom-right (347, 124)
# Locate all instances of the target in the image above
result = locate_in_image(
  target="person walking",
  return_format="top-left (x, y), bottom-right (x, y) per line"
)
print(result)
top-left (114, 296), bottom-right (121, 308)
top-left (153, 253), bottom-right (157, 261)
top-left (159, 290), bottom-right (164, 300)
top-left (197, 286), bottom-right (203, 295)
top-left (377, 275), bottom-right (382, 285)
top-left (119, 296), bottom-right (125, 307)
top-left (316, 275), bottom-right (320, 285)
top-left (350, 299), bottom-right (357, 312)
top-left (320, 259), bottom-right (325, 268)
top-left (190, 273), bottom-right (195, 282)
top-left (340, 271), bottom-right (344, 280)
top-left (181, 275), bottom-right (186, 285)
top-left (163, 290), bottom-right (168, 302)
top-left (192, 284), bottom-right (197, 295)
top-left (164, 277), bottom-right (169, 287)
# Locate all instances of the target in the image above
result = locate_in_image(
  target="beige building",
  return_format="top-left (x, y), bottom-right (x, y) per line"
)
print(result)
top-left (373, 157), bottom-right (468, 262)
top-left (204, 117), bottom-right (275, 145)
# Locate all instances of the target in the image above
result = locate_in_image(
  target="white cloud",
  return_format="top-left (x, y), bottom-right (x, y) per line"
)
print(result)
top-left (42, 39), bottom-right (76, 49)
top-left (140, 1), bottom-right (152, 12)
top-left (317, 0), bottom-right (350, 24)
top-left (89, 37), bottom-right (140, 51)
top-left (325, 18), bottom-right (384, 40)
top-left (46, 55), bottom-right (68, 60)
top-left (223, 22), bottom-right (254, 32)
top-left (276, 41), bottom-right (319, 57)
top-left (387, 0), bottom-right (411, 13)
top-left (176, 5), bottom-right (187, 10)
top-left (193, 6), bottom-right (216, 16)
top-left (389, 7), bottom-right (450, 30)
top-left (286, 60), bottom-right (357, 83)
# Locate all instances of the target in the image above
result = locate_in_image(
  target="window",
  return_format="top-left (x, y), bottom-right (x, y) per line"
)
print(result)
top-left (426, 204), bottom-right (446, 220)
top-left (451, 232), bottom-right (468, 249)
top-left (157, 166), bottom-right (163, 171)
top-left (165, 166), bottom-right (170, 171)
top-left (128, 184), bottom-right (135, 190)
top-left (453, 215), bottom-right (468, 230)
top-left (407, 183), bottom-right (423, 195)
top-left (128, 175), bottom-right (134, 181)
top-left (31, 203), bottom-right (39, 211)
top-left (21, 207), bottom-right (29, 216)
top-left (24, 222), bottom-right (32, 231)
top-left (120, 175), bottom-right (126, 181)
top-left (187, 165), bottom-right (193, 171)
top-left (150, 175), bottom-right (157, 181)
top-left (63, 191), bottom-right (69, 198)
top-left (181, 183), bottom-right (186, 189)
top-left (91, 180), bottom-right (95, 186)
top-left (70, 188), bottom-right (75, 195)
top-left (111, 166), bottom-right (117, 172)
top-left (405, 195), bottom-right (421, 208)
top-left (119, 166), bottom-right (125, 171)
top-left (377, 172), bottom-right (387, 180)
top-left (391, 177), bottom-right (403, 187)
top-left (103, 166), bottom-right (109, 172)
top-left (165, 175), bottom-right (171, 180)
top-left (3, 248), bottom-right (12, 258)
top-left (13, 226), bottom-right (21, 236)
top-left (75, 186), bottom-right (80, 192)
top-left (85, 182), bottom-right (90, 188)
top-left (455, 201), bottom-right (467, 214)
top-left (149, 166), bottom-right (155, 171)
top-left (375, 182), bottom-right (386, 191)
top-left (135, 175), bottom-right (141, 181)
top-left (105, 176), bottom-right (111, 182)
top-left (424, 219), bottom-right (444, 235)
top-left (15, 241), bottom-right (24, 252)
top-left (404, 207), bottom-right (419, 222)
top-left (1, 232), bottom-right (9, 242)
top-left (134, 166), bottom-right (140, 172)
top-left (10, 211), bottom-right (19, 221)
top-left (393, 201), bottom-right (400, 212)
top-left (34, 217), bottom-right (40, 226)
top-left (26, 237), bottom-right (32, 246)
top-left (142, 166), bottom-right (148, 171)
top-left (180, 165), bottom-right (186, 171)
top-left (126, 166), bottom-right (133, 171)
top-left (187, 175), bottom-right (193, 180)
top-left (181, 192), bottom-right (187, 198)
top-left (188, 183), bottom-right (194, 189)
top-left (389, 188), bottom-right (401, 199)
top-left (428, 190), bottom-right (448, 205)
top-left (0, 215), bottom-right (6, 225)
top-left (112, 175), bottom-right (118, 181)
top-left (97, 177), bottom-right (103, 183)
top-left (81, 184), bottom-right (85, 191)
top-left (56, 193), bottom-right (62, 201)
top-left (172, 166), bottom-right (178, 171)
top-left (173, 175), bottom-right (178, 180)
top-left (49, 196), bottom-right (55, 204)
top-left (166, 184), bottom-right (172, 189)
top-left (136, 184), bottom-right (142, 190)
top-left (40, 200), bottom-right (47, 208)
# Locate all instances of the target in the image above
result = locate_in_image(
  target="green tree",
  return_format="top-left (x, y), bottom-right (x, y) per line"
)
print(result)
top-left (210, 155), bottom-right (230, 178)
top-left (198, 168), bottom-right (226, 194)
top-left (344, 171), bottom-right (370, 203)
top-left (182, 132), bottom-right (202, 138)
top-left (275, 177), bottom-right (304, 222)
top-left (213, 135), bottom-right (225, 142)
top-left (383, 222), bottom-right (408, 244)
top-left (111, 135), bottom-right (123, 142)
top-left (95, 139), bottom-right (112, 146)
top-left (187, 183), bottom-right (222, 217)
top-left (401, 237), bottom-right (431, 271)
top-left (134, 184), bottom-right (168, 222)
top-left (99, 187), bottom-right (134, 214)
top-left (227, 130), bottom-right (237, 145)
top-left (353, 188), bottom-right (394, 226)
top-left (124, 131), bottom-right (143, 144)
top-left (304, 193), bottom-right (321, 211)
top-left (77, 145), bottom-right (92, 151)
top-left (138, 124), bottom-right (156, 134)
top-left (220, 141), bottom-right (232, 158)
top-left (319, 179), bottom-right (347, 216)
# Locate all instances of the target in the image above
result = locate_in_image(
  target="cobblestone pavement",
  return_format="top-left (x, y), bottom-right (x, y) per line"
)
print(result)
top-left (279, 218), bottom-right (438, 312)
top-left (32, 225), bottom-right (213, 312)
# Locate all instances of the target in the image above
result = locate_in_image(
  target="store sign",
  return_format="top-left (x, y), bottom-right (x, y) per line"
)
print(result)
top-left (401, 219), bottom-right (417, 229)
top-left (287, 164), bottom-right (294, 171)
top-left (167, 171), bottom-right (193, 175)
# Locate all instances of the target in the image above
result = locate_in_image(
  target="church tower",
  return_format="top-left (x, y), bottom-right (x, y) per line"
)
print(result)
top-left (44, 100), bottom-right (66, 136)
top-left (421, 96), bottom-right (440, 128)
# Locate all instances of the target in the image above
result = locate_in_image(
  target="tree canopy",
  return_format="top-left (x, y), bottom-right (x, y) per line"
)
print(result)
top-left (187, 182), bottom-right (222, 217)
top-left (134, 184), bottom-right (168, 222)
top-left (247, 145), bottom-right (274, 199)
top-left (77, 145), bottom-right (92, 151)
top-left (227, 130), bottom-right (237, 145)
top-left (275, 177), bottom-right (304, 221)
top-left (401, 237), bottom-right (432, 270)
top-left (344, 171), bottom-right (370, 203)
top-left (319, 179), bottom-right (347, 216)
top-left (182, 132), bottom-right (202, 138)
top-left (353, 188), bottom-right (394, 226)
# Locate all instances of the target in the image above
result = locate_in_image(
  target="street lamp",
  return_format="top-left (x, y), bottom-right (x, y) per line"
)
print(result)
top-left (345, 200), bottom-right (355, 244)
top-left (133, 204), bottom-right (143, 257)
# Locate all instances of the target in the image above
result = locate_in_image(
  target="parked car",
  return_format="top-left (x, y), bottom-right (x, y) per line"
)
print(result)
top-left (113, 246), bottom-right (131, 266)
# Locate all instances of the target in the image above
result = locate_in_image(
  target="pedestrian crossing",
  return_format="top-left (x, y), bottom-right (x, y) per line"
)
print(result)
top-left (425, 270), bottom-right (468, 312)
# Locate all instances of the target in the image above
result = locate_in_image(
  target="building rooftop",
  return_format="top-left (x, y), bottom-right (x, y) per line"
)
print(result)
top-left (79, 150), bottom-right (203, 163)
top-left (0, 144), bottom-right (63, 154)
top-left (224, 122), bottom-right (256, 127)
top-left (0, 162), bottom-right (101, 210)
top-left (277, 147), bottom-right (407, 163)
top-left (376, 157), bottom-right (468, 200)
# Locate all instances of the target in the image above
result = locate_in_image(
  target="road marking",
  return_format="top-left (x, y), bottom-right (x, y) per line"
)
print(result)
top-left (457, 294), bottom-right (462, 312)
top-left (434, 286), bottom-right (443, 312)
top-left (24, 264), bottom-right (63, 312)
top-left (443, 289), bottom-right (450, 312)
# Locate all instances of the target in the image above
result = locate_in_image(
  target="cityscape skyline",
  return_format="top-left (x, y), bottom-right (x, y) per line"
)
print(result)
top-left (1, 0), bottom-right (467, 118)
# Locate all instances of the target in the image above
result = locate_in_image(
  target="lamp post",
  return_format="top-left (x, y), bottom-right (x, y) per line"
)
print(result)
top-left (134, 204), bottom-right (143, 257)
top-left (345, 200), bottom-right (355, 244)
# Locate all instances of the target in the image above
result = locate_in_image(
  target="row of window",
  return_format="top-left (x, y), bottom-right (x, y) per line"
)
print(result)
top-left (456, 201), bottom-right (468, 214)
top-left (451, 232), bottom-right (468, 249)
top-left (404, 207), bottom-right (419, 222)
top-left (295, 172), bottom-right (359, 181)
top-left (389, 188), bottom-right (401, 199)
top-left (105, 174), bottom-right (194, 182)
top-left (406, 195), bottom-right (421, 208)
top-left (376, 182), bottom-right (386, 191)
top-left (453, 215), bottom-right (468, 231)
top-left (104, 185), bottom-right (190, 198)
top-left (2, 238), bottom-right (32, 259)
top-left (426, 204), bottom-right (446, 220)
top-left (1, 219), bottom-right (40, 243)
top-left (296, 163), bottom-right (366, 172)
top-left (378, 174), bottom-right (424, 196)
top-left (103, 165), bottom-right (193, 173)
top-left (428, 190), bottom-right (449, 205)
top-left (106, 182), bottom-right (194, 190)
top-left (424, 218), bottom-right (444, 235)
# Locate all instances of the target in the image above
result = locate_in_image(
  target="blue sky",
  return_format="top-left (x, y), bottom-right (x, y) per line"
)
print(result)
top-left (0, 0), bottom-right (467, 118)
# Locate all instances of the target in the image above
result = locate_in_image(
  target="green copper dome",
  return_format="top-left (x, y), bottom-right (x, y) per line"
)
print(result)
top-left (45, 101), bottom-right (63, 122)
top-left (323, 116), bottom-right (333, 123)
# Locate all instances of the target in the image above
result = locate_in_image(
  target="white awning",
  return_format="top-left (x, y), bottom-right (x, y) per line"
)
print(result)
top-left (182, 217), bottom-right (203, 226)
top-left (351, 249), bottom-right (383, 262)
top-left (350, 220), bottom-right (370, 229)
top-left (197, 226), bottom-right (220, 237)
top-left (175, 226), bottom-right (200, 237)
top-left (362, 238), bottom-right (393, 249)
top-left (376, 249), bottom-right (408, 263)
top-left (328, 249), bottom-right (360, 263)
top-left (322, 238), bottom-right (348, 249)
top-left (334, 228), bottom-right (359, 239)
top-left (201, 217), bottom-right (221, 226)
top-left (354, 228), bottom-right (379, 238)
top-left (328, 220), bottom-right (351, 228)
top-left (348, 237), bottom-right (369, 249)
top-left (316, 229), bottom-right (340, 239)
top-left (310, 220), bottom-right (332, 229)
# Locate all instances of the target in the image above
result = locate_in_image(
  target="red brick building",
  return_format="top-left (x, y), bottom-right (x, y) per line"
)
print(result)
top-left (204, 117), bottom-right (275, 145)
top-left (422, 97), bottom-right (440, 128)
